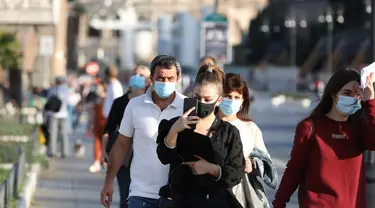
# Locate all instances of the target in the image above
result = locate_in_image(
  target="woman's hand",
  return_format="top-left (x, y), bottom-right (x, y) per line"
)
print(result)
top-left (100, 152), bottom-right (108, 166)
top-left (170, 107), bottom-right (199, 133)
top-left (184, 155), bottom-right (219, 176)
top-left (359, 72), bottom-right (375, 101)
top-left (245, 158), bottom-right (253, 173)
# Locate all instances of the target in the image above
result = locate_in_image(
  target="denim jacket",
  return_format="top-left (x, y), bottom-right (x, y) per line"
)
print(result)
top-left (236, 148), bottom-right (278, 208)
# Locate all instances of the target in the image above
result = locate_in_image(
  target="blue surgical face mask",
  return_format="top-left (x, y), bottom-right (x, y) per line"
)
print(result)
top-left (153, 81), bottom-right (176, 98)
top-left (219, 98), bottom-right (242, 116)
top-left (336, 95), bottom-right (361, 116)
top-left (129, 74), bottom-right (146, 89)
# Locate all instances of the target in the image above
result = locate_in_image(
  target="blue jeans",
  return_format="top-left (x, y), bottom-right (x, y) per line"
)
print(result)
top-left (117, 166), bottom-right (131, 208)
top-left (128, 196), bottom-right (159, 208)
top-left (67, 105), bottom-right (76, 131)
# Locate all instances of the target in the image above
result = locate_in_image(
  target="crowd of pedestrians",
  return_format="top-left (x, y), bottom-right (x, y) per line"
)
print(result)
top-left (95, 54), bottom-right (375, 208)
top-left (32, 53), bottom-right (375, 208)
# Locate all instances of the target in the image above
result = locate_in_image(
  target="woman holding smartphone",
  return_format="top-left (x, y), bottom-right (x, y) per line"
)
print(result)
top-left (156, 65), bottom-right (245, 208)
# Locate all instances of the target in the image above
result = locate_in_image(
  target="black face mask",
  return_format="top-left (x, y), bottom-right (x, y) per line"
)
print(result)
top-left (197, 100), bottom-right (218, 118)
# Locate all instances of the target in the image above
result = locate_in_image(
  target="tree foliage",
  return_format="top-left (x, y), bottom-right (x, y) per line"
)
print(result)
top-left (0, 31), bottom-right (21, 70)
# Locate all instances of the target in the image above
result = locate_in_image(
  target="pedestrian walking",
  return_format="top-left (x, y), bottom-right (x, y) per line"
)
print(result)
top-left (101, 65), bottom-right (151, 208)
top-left (273, 68), bottom-right (375, 208)
top-left (217, 73), bottom-right (277, 208)
top-left (199, 55), bottom-right (217, 68)
top-left (183, 56), bottom-right (222, 98)
top-left (103, 64), bottom-right (124, 118)
top-left (101, 55), bottom-right (185, 208)
top-left (89, 79), bottom-right (107, 173)
top-left (157, 65), bottom-right (245, 208)
top-left (45, 76), bottom-right (70, 158)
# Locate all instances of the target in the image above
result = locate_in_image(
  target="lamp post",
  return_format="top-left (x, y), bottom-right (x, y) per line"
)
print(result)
top-left (325, 8), bottom-right (334, 73)
top-left (284, 13), bottom-right (307, 67)
top-left (285, 16), bottom-right (296, 67)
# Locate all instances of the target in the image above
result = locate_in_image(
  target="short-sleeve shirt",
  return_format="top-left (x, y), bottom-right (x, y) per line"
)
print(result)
top-left (104, 80), bottom-right (123, 118)
top-left (118, 88), bottom-right (186, 199)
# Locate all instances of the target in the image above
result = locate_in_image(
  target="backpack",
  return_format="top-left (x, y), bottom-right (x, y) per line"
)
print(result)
top-left (44, 87), bottom-right (62, 112)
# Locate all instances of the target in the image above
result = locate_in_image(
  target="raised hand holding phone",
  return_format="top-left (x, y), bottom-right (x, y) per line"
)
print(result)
top-left (170, 107), bottom-right (199, 134)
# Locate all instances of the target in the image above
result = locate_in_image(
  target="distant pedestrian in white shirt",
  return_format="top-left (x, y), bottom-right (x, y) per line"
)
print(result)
top-left (101, 55), bottom-right (185, 208)
top-left (103, 64), bottom-right (124, 118)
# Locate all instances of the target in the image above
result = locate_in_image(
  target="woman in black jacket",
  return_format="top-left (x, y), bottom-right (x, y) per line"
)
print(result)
top-left (156, 65), bottom-right (245, 208)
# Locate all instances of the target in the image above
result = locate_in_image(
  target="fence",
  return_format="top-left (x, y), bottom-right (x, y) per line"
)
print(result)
top-left (0, 147), bottom-right (26, 208)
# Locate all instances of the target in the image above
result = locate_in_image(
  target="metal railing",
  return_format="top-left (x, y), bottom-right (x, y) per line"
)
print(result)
top-left (0, 147), bottom-right (26, 208)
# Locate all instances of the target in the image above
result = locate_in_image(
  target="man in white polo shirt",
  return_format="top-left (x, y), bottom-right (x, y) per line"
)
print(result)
top-left (101, 55), bottom-right (185, 208)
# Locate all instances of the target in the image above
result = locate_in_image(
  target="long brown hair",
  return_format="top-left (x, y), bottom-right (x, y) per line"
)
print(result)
top-left (223, 73), bottom-right (252, 122)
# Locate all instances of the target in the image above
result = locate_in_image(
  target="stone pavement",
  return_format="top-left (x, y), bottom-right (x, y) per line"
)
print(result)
top-left (33, 123), bottom-right (119, 208)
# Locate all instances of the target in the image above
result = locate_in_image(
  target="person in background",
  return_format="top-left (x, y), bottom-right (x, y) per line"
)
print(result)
top-left (47, 76), bottom-right (70, 158)
top-left (89, 79), bottom-right (107, 173)
top-left (67, 83), bottom-right (81, 132)
top-left (217, 73), bottom-right (275, 207)
top-left (273, 68), bottom-right (375, 208)
top-left (183, 56), bottom-right (221, 97)
top-left (199, 55), bottom-right (217, 68)
top-left (157, 65), bottom-right (245, 208)
top-left (103, 64), bottom-right (124, 118)
top-left (101, 65), bottom-right (151, 208)
top-left (101, 55), bottom-right (185, 208)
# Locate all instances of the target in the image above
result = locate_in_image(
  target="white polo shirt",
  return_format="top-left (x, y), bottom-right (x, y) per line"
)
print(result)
top-left (118, 88), bottom-right (185, 199)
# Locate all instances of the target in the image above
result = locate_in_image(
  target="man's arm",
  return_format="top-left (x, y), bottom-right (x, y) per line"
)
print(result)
top-left (105, 134), bottom-right (131, 184)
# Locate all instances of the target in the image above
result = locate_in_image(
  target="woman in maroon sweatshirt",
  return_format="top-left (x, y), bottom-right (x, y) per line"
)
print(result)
top-left (273, 68), bottom-right (375, 208)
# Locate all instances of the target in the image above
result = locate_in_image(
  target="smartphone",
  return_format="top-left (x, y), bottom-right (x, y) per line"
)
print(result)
top-left (183, 98), bottom-right (198, 130)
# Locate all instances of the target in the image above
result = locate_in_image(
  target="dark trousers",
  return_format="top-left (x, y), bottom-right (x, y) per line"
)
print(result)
top-left (366, 164), bottom-right (375, 208)
top-left (117, 166), bottom-right (131, 208)
top-left (158, 197), bottom-right (174, 208)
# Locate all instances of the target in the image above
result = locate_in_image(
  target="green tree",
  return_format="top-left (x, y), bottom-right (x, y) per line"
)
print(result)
top-left (0, 31), bottom-right (21, 70)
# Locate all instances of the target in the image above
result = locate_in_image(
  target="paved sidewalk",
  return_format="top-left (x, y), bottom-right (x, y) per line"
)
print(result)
top-left (33, 125), bottom-right (119, 208)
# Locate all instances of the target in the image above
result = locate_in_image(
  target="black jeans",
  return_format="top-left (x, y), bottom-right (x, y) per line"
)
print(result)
top-left (117, 166), bottom-right (131, 208)
top-left (158, 197), bottom-right (174, 208)
top-left (366, 164), bottom-right (375, 208)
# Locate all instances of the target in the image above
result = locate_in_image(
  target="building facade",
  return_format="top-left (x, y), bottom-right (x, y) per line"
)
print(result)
top-left (0, 0), bottom-right (68, 87)
top-left (73, 0), bottom-right (269, 69)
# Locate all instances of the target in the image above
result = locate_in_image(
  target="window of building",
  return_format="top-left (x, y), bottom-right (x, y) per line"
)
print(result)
top-left (88, 26), bottom-right (101, 37)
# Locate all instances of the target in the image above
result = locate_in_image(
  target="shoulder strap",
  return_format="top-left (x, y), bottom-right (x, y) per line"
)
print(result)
top-left (207, 116), bottom-right (220, 137)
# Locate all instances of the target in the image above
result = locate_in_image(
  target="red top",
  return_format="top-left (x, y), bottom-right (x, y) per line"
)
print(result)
top-left (273, 100), bottom-right (375, 208)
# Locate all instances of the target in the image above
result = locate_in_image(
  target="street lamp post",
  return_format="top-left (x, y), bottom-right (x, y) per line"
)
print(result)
top-left (285, 11), bottom-right (307, 67)
top-left (285, 16), bottom-right (296, 67)
top-left (326, 8), bottom-right (334, 73)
